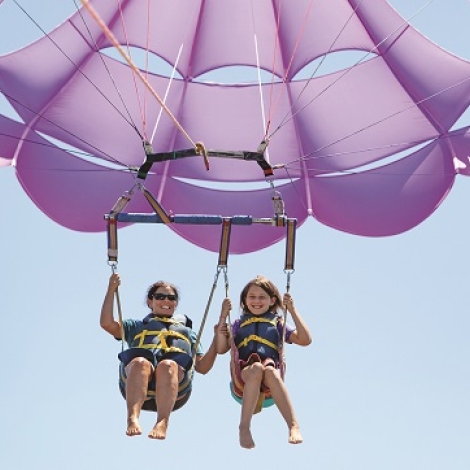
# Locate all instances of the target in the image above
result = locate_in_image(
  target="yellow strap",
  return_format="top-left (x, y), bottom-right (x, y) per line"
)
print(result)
top-left (151, 316), bottom-right (184, 324)
top-left (237, 334), bottom-right (279, 351)
top-left (134, 329), bottom-right (191, 348)
top-left (239, 317), bottom-right (278, 328)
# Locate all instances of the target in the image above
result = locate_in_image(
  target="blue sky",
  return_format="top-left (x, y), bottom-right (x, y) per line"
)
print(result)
top-left (1, 1), bottom-right (470, 469)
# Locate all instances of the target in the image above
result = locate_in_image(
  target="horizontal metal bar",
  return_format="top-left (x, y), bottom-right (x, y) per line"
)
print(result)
top-left (105, 213), bottom-right (294, 226)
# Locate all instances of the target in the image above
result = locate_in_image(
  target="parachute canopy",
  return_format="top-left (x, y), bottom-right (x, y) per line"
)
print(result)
top-left (1, 0), bottom-right (470, 253)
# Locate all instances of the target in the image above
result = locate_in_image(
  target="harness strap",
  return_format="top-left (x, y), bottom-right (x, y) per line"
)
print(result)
top-left (150, 316), bottom-right (186, 324)
top-left (137, 141), bottom-right (272, 180)
top-left (236, 334), bottom-right (279, 352)
top-left (106, 187), bottom-right (136, 263)
top-left (142, 188), bottom-right (172, 224)
top-left (134, 329), bottom-right (191, 349)
top-left (284, 218), bottom-right (297, 272)
top-left (107, 215), bottom-right (118, 263)
top-left (240, 317), bottom-right (278, 327)
top-left (218, 218), bottom-right (231, 268)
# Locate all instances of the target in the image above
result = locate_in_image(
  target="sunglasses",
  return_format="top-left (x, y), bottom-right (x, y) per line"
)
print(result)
top-left (152, 293), bottom-right (177, 301)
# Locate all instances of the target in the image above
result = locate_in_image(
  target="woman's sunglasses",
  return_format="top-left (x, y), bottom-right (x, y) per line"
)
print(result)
top-left (152, 293), bottom-right (177, 301)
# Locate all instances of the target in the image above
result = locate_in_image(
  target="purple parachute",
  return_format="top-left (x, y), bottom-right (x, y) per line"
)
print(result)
top-left (1, 0), bottom-right (470, 253)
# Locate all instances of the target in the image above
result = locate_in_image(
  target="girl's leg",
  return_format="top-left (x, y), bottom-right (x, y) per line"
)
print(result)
top-left (239, 362), bottom-right (264, 449)
top-left (148, 359), bottom-right (184, 440)
top-left (263, 367), bottom-right (303, 444)
top-left (125, 358), bottom-right (153, 436)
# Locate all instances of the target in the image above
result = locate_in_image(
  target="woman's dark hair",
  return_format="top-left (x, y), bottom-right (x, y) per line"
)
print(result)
top-left (146, 281), bottom-right (180, 302)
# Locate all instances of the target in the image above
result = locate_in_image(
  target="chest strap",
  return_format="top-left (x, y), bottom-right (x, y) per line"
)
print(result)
top-left (134, 329), bottom-right (191, 353)
top-left (237, 334), bottom-right (279, 351)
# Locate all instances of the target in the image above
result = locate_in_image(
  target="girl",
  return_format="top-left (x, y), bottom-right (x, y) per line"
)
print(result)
top-left (216, 275), bottom-right (312, 449)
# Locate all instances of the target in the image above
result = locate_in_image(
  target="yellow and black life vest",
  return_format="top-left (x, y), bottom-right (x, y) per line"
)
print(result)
top-left (234, 312), bottom-right (281, 363)
top-left (120, 314), bottom-right (194, 371)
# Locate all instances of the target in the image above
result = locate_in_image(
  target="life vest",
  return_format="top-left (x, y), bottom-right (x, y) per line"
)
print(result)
top-left (229, 311), bottom-right (283, 412)
top-left (120, 314), bottom-right (194, 371)
top-left (234, 311), bottom-right (281, 363)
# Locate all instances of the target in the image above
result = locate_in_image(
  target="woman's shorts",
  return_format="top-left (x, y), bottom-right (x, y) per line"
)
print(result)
top-left (118, 348), bottom-right (193, 412)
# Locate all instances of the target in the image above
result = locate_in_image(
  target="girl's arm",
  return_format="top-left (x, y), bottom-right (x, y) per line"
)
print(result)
top-left (100, 273), bottom-right (123, 338)
top-left (283, 293), bottom-right (312, 346)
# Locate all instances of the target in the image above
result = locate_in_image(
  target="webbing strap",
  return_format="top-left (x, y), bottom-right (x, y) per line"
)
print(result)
top-left (240, 317), bottom-right (278, 327)
top-left (218, 218), bottom-right (232, 268)
top-left (107, 215), bottom-right (118, 263)
top-left (284, 218), bottom-right (297, 272)
top-left (142, 188), bottom-right (172, 224)
top-left (134, 329), bottom-right (191, 349)
top-left (281, 219), bottom-right (296, 379)
top-left (138, 148), bottom-right (196, 179)
top-left (137, 142), bottom-right (272, 180)
top-left (236, 334), bottom-right (279, 352)
top-left (106, 187), bottom-right (136, 263)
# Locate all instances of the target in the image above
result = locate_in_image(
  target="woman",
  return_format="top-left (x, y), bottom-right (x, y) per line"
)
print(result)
top-left (101, 273), bottom-right (224, 439)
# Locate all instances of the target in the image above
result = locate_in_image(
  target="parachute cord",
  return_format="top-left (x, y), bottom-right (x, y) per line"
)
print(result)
top-left (70, 0), bottom-right (142, 139)
top-left (192, 268), bottom-right (223, 362)
top-left (253, 33), bottom-right (269, 145)
top-left (223, 268), bottom-right (229, 298)
top-left (269, 0), bottom-right (364, 140)
top-left (150, 44), bottom-right (184, 144)
top-left (222, 267), bottom-right (234, 342)
top-left (110, 263), bottom-right (126, 352)
top-left (279, 270), bottom-right (292, 380)
top-left (193, 217), bottom-right (232, 360)
top-left (265, 0), bottom-right (282, 134)
top-left (113, 0), bottom-right (148, 140)
top-left (268, 0), bottom-right (435, 141)
top-left (79, 0), bottom-right (198, 149)
top-left (13, 0), bottom-right (142, 142)
top-left (249, 2), bottom-right (270, 145)
top-left (267, 0), bottom-right (314, 126)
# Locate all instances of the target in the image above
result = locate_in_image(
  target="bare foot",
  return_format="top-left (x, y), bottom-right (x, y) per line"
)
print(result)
top-left (126, 417), bottom-right (142, 436)
top-left (288, 424), bottom-right (303, 444)
top-left (148, 419), bottom-right (168, 440)
top-left (239, 426), bottom-right (255, 449)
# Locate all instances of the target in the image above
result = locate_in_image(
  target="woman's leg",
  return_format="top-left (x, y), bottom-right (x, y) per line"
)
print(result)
top-left (148, 359), bottom-right (184, 439)
top-left (124, 357), bottom-right (153, 436)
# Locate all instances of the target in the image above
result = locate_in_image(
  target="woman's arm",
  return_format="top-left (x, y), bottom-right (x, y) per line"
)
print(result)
top-left (100, 273), bottom-right (123, 338)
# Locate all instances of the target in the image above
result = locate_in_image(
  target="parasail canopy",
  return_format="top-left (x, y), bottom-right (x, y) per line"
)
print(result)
top-left (1, 0), bottom-right (470, 253)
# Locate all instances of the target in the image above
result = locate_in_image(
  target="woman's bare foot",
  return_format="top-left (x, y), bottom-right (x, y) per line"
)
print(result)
top-left (148, 419), bottom-right (168, 440)
top-left (288, 424), bottom-right (303, 444)
top-left (126, 417), bottom-right (142, 436)
top-left (239, 426), bottom-right (255, 449)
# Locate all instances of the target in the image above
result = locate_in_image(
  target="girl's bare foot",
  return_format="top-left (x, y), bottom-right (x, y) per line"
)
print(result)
top-left (126, 417), bottom-right (142, 436)
top-left (239, 426), bottom-right (255, 449)
top-left (148, 419), bottom-right (168, 440)
top-left (288, 424), bottom-right (303, 444)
